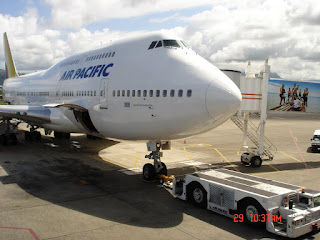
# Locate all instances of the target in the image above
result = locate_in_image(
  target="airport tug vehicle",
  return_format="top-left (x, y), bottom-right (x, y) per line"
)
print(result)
top-left (311, 130), bottom-right (320, 153)
top-left (170, 168), bottom-right (320, 238)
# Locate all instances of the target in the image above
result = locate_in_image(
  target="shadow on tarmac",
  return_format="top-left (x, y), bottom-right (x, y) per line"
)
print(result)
top-left (0, 132), bottom-right (319, 240)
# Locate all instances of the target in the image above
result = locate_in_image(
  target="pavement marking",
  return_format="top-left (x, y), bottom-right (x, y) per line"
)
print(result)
top-left (289, 127), bottom-right (310, 172)
top-left (263, 161), bottom-right (280, 172)
top-left (0, 227), bottom-right (40, 240)
top-left (183, 147), bottom-right (198, 171)
top-left (133, 154), bottom-right (141, 168)
top-left (101, 157), bottom-right (133, 169)
top-left (213, 148), bottom-right (240, 172)
top-left (280, 151), bottom-right (313, 169)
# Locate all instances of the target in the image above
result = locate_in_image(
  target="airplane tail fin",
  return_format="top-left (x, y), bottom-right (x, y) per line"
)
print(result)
top-left (3, 32), bottom-right (19, 78)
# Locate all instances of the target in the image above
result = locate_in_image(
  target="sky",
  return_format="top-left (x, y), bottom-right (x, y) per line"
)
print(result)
top-left (0, 0), bottom-right (320, 80)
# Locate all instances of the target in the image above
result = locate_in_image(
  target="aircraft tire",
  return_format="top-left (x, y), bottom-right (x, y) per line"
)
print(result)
top-left (159, 162), bottom-right (167, 176)
top-left (9, 134), bottom-right (17, 145)
top-left (0, 134), bottom-right (8, 145)
top-left (143, 163), bottom-right (155, 181)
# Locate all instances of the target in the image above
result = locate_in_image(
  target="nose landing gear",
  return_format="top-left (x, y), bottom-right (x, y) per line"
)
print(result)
top-left (142, 141), bottom-right (170, 181)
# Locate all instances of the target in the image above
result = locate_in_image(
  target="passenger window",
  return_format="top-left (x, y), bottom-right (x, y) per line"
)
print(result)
top-left (148, 41), bottom-right (157, 50)
top-left (94, 91), bottom-right (96, 96)
top-left (149, 90), bottom-right (153, 97)
top-left (187, 89), bottom-right (192, 97)
top-left (137, 90), bottom-right (141, 97)
top-left (163, 90), bottom-right (167, 97)
top-left (91, 91), bottom-right (93, 96)
top-left (122, 90), bottom-right (125, 97)
top-left (156, 90), bottom-right (160, 97)
top-left (132, 90), bottom-right (136, 97)
top-left (112, 52), bottom-right (115, 57)
top-left (155, 41), bottom-right (162, 48)
top-left (113, 90), bottom-right (115, 97)
top-left (127, 90), bottom-right (130, 97)
top-left (170, 90), bottom-right (175, 97)
top-left (117, 90), bottom-right (120, 97)
top-left (87, 91), bottom-right (90, 96)
top-left (143, 90), bottom-right (147, 97)
top-left (178, 89), bottom-right (183, 97)
top-left (108, 52), bottom-right (112, 57)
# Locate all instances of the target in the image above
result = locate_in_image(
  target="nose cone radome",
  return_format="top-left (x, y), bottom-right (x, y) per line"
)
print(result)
top-left (206, 78), bottom-right (242, 121)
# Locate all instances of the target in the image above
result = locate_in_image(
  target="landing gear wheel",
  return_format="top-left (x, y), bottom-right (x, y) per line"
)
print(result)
top-left (158, 162), bottom-right (167, 176)
top-left (9, 134), bottom-right (17, 145)
top-left (241, 153), bottom-right (250, 165)
top-left (143, 163), bottom-right (156, 181)
top-left (188, 182), bottom-right (207, 208)
top-left (33, 131), bottom-right (41, 141)
top-left (250, 156), bottom-right (262, 167)
top-left (0, 134), bottom-right (8, 145)
top-left (25, 131), bottom-right (33, 141)
top-left (240, 199), bottom-right (266, 227)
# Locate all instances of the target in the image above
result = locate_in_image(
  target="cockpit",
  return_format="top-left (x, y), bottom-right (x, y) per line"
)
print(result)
top-left (148, 39), bottom-right (190, 50)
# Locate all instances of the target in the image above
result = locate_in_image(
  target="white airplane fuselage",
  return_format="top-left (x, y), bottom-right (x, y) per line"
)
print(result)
top-left (3, 32), bottom-right (241, 141)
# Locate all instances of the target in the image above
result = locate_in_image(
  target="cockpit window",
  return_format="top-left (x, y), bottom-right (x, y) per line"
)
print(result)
top-left (163, 40), bottom-right (181, 48)
top-left (155, 41), bottom-right (162, 48)
top-left (180, 40), bottom-right (190, 48)
top-left (148, 41), bottom-right (157, 50)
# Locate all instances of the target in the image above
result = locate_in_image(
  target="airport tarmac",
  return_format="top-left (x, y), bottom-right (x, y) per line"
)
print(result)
top-left (0, 111), bottom-right (319, 240)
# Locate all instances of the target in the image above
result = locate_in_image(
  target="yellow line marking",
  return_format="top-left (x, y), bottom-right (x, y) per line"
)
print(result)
top-left (184, 147), bottom-right (198, 171)
top-left (263, 161), bottom-right (280, 172)
top-left (214, 148), bottom-right (240, 172)
top-left (133, 154), bottom-right (140, 168)
top-left (251, 170), bottom-right (291, 176)
top-left (101, 157), bottom-right (132, 169)
top-left (280, 151), bottom-right (313, 169)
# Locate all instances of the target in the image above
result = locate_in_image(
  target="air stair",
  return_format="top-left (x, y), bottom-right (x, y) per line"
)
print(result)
top-left (229, 59), bottom-right (277, 167)
top-left (231, 115), bottom-right (277, 160)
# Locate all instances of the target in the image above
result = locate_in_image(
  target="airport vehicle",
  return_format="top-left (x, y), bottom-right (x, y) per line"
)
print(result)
top-left (1, 32), bottom-right (241, 180)
top-left (311, 130), bottom-right (320, 153)
top-left (172, 168), bottom-right (320, 238)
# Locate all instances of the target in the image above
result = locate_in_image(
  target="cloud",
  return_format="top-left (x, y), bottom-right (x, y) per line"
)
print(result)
top-left (0, 0), bottom-right (320, 81)
top-left (45, 0), bottom-right (213, 29)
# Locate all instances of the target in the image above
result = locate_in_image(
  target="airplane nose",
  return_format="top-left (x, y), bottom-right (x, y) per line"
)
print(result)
top-left (205, 78), bottom-right (242, 121)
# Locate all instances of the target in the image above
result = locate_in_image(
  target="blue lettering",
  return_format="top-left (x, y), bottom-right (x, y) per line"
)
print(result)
top-left (92, 65), bottom-right (102, 78)
top-left (89, 66), bottom-right (97, 77)
top-left (97, 64), bottom-right (106, 77)
top-left (84, 66), bottom-right (93, 78)
top-left (66, 70), bottom-right (74, 80)
top-left (102, 63), bottom-right (114, 77)
top-left (60, 71), bottom-right (67, 81)
top-left (73, 69), bottom-right (81, 79)
top-left (77, 68), bottom-right (86, 79)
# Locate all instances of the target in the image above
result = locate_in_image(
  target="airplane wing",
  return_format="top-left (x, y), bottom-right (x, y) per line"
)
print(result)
top-left (0, 105), bottom-right (51, 124)
top-left (0, 103), bottom-right (90, 125)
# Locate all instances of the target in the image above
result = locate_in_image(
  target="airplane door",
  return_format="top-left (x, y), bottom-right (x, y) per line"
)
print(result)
top-left (99, 78), bottom-right (109, 109)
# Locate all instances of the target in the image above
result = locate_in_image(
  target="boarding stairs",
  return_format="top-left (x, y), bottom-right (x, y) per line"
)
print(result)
top-left (231, 115), bottom-right (277, 160)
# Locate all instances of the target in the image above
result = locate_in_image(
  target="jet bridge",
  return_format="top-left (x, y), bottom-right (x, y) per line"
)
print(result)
top-left (228, 59), bottom-right (277, 167)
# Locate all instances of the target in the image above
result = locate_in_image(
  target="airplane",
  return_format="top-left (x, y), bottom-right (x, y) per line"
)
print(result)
top-left (1, 31), bottom-right (241, 181)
